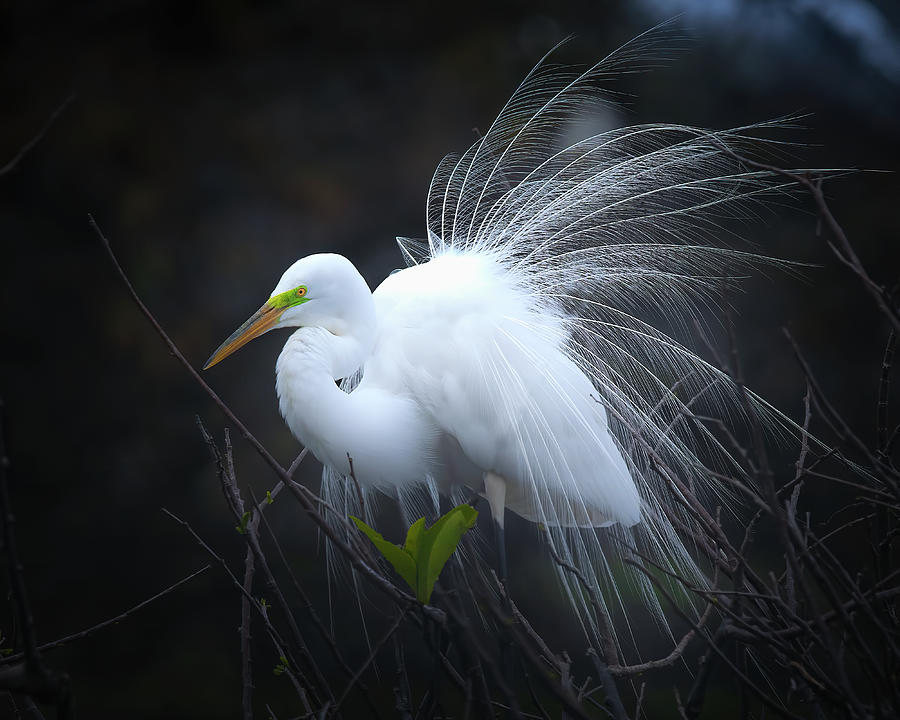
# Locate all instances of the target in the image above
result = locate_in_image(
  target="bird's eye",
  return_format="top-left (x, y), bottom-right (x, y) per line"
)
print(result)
top-left (295, 286), bottom-right (307, 298)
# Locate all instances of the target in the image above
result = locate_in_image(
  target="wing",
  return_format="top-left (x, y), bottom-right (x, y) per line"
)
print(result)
top-left (367, 250), bottom-right (641, 528)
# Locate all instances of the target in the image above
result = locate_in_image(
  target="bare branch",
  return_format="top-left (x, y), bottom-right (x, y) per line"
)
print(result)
top-left (0, 95), bottom-right (74, 177)
top-left (0, 566), bottom-right (209, 667)
top-left (0, 400), bottom-right (72, 718)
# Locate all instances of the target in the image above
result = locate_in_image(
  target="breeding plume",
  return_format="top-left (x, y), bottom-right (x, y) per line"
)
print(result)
top-left (205, 33), bottom-right (799, 644)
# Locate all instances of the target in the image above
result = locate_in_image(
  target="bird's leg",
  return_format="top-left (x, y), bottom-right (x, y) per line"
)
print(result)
top-left (483, 471), bottom-right (508, 585)
top-left (484, 471), bottom-right (516, 686)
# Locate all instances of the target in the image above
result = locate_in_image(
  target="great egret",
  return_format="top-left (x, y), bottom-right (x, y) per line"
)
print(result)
top-left (205, 33), bottom-right (798, 643)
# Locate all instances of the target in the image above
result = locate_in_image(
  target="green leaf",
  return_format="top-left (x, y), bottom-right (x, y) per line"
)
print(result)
top-left (351, 505), bottom-right (478, 604)
top-left (403, 517), bottom-right (425, 560)
top-left (273, 655), bottom-right (289, 676)
top-left (350, 516), bottom-right (417, 592)
top-left (414, 504), bottom-right (478, 603)
top-left (235, 511), bottom-right (251, 534)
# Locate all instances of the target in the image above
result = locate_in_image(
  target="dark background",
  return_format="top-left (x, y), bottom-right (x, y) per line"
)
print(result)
top-left (1, 1), bottom-right (899, 717)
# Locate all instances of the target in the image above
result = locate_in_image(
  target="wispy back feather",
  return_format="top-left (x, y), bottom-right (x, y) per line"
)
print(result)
top-left (330, 28), bottom-right (824, 652)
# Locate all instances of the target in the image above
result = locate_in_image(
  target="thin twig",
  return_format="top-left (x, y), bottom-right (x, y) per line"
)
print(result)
top-left (161, 508), bottom-right (312, 710)
top-left (543, 533), bottom-right (619, 666)
top-left (587, 649), bottom-right (629, 720)
top-left (726, 151), bottom-right (900, 333)
top-left (334, 607), bottom-right (410, 712)
top-left (241, 514), bottom-right (260, 720)
top-left (608, 600), bottom-right (714, 677)
top-left (0, 566), bottom-right (210, 667)
top-left (0, 400), bottom-right (72, 719)
top-left (0, 95), bottom-right (74, 177)
top-left (96, 217), bottom-right (445, 628)
top-left (626, 559), bottom-right (803, 720)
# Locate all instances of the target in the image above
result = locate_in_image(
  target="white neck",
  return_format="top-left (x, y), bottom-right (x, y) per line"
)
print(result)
top-left (275, 326), bottom-right (368, 468)
top-left (274, 325), bottom-right (438, 492)
top-left (268, 254), bottom-right (442, 488)
top-left (278, 325), bottom-right (371, 381)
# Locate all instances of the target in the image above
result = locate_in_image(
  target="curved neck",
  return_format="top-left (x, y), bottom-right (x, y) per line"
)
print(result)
top-left (275, 324), bottom-right (436, 490)
top-left (278, 326), bottom-right (371, 381)
top-left (275, 327), bottom-right (367, 469)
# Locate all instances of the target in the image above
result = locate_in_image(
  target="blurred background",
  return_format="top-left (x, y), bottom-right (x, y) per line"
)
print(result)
top-left (1, 0), bottom-right (898, 717)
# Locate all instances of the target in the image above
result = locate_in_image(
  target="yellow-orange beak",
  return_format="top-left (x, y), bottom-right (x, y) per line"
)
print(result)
top-left (203, 302), bottom-right (284, 370)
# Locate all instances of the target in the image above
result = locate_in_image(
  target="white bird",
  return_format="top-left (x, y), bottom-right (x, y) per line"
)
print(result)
top-left (205, 31), bottom-right (799, 645)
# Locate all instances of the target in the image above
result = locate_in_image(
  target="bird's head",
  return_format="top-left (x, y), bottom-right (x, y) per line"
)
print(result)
top-left (203, 253), bottom-right (373, 370)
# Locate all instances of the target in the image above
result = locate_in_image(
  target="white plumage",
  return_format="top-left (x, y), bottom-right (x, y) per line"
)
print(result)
top-left (206, 30), bottom-right (806, 646)
top-left (276, 251), bottom-right (640, 528)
